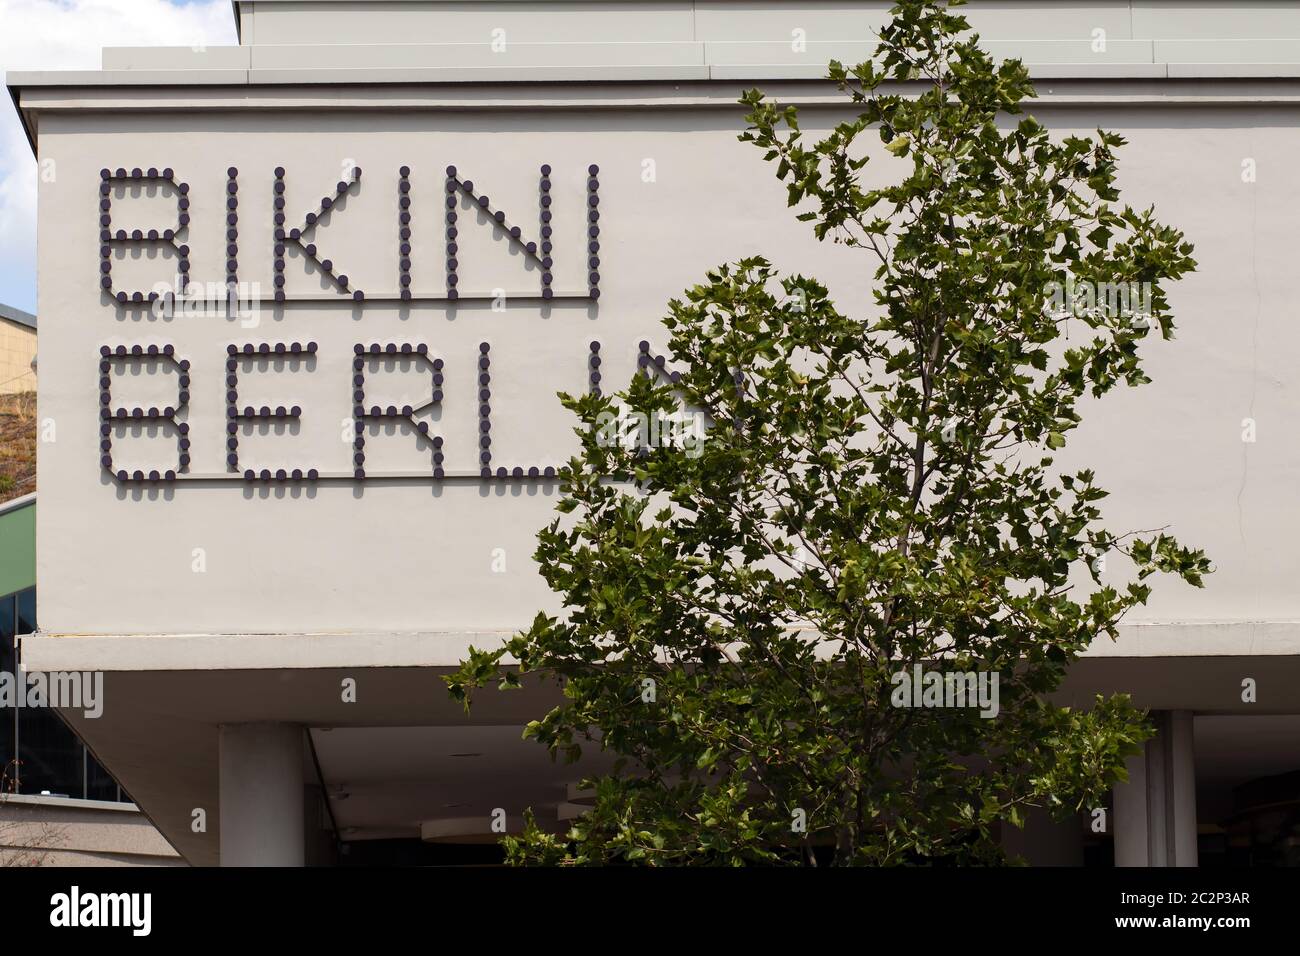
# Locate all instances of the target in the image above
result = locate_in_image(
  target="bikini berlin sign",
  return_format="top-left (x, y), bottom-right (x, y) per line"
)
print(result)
top-left (94, 162), bottom-right (675, 486)
top-left (98, 163), bottom-right (601, 304)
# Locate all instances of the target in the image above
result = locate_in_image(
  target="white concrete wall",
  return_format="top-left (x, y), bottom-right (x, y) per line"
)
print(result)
top-left (28, 94), bottom-right (1300, 642)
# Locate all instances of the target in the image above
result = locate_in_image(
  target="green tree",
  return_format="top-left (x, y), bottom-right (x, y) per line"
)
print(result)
top-left (448, 0), bottom-right (1209, 865)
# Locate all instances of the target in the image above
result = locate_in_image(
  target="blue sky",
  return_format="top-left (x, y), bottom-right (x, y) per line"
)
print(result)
top-left (0, 0), bottom-right (236, 315)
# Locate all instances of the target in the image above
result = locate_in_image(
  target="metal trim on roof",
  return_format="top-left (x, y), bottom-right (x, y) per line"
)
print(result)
top-left (0, 303), bottom-right (36, 331)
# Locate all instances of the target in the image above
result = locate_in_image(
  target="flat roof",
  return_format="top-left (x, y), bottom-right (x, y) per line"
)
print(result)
top-left (0, 303), bottom-right (36, 331)
top-left (17, 0), bottom-right (1300, 91)
top-left (10, 1), bottom-right (1300, 155)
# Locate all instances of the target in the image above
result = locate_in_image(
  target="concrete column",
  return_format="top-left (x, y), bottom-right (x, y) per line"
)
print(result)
top-left (1113, 740), bottom-right (1150, 867)
top-left (1113, 710), bottom-right (1197, 867)
top-left (219, 723), bottom-right (305, 867)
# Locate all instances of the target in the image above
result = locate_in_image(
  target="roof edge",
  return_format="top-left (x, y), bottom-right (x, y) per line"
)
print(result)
top-left (0, 492), bottom-right (36, 519)
top-left (0, 303), bottom-right (36, 331)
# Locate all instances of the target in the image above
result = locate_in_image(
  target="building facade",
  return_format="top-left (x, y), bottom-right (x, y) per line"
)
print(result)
top-left (7, 0), bottom-right (1300, 865)
top-left (0, 305), bottom-right (36, 397)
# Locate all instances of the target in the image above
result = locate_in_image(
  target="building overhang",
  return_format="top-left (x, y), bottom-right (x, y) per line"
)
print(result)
top-left (35, 637), bottom-right (1300, 866)
top-left (18, 621), bottom-right (1300, 674)
top-left (12, 71), bottom-right (1300, 167)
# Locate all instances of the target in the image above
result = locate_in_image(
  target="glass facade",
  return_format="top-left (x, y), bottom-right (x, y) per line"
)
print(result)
top-left (0, 586), bottom-right (127, 802)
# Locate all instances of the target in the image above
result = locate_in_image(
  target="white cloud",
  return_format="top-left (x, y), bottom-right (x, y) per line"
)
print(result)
top-left (0, 0), bottom-right (236, 311)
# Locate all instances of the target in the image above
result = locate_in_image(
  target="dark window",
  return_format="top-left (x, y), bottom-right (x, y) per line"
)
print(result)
top-left (0, 586), bottom-right (128, 802)
top-left (0, 593), bottom-right (14, 790)
top-left (15, 586), bottom-right (78, 798)
top-left (86, 755), bottom-right (120, 802)
top-left (17, 710), bottom-right (82, 797)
